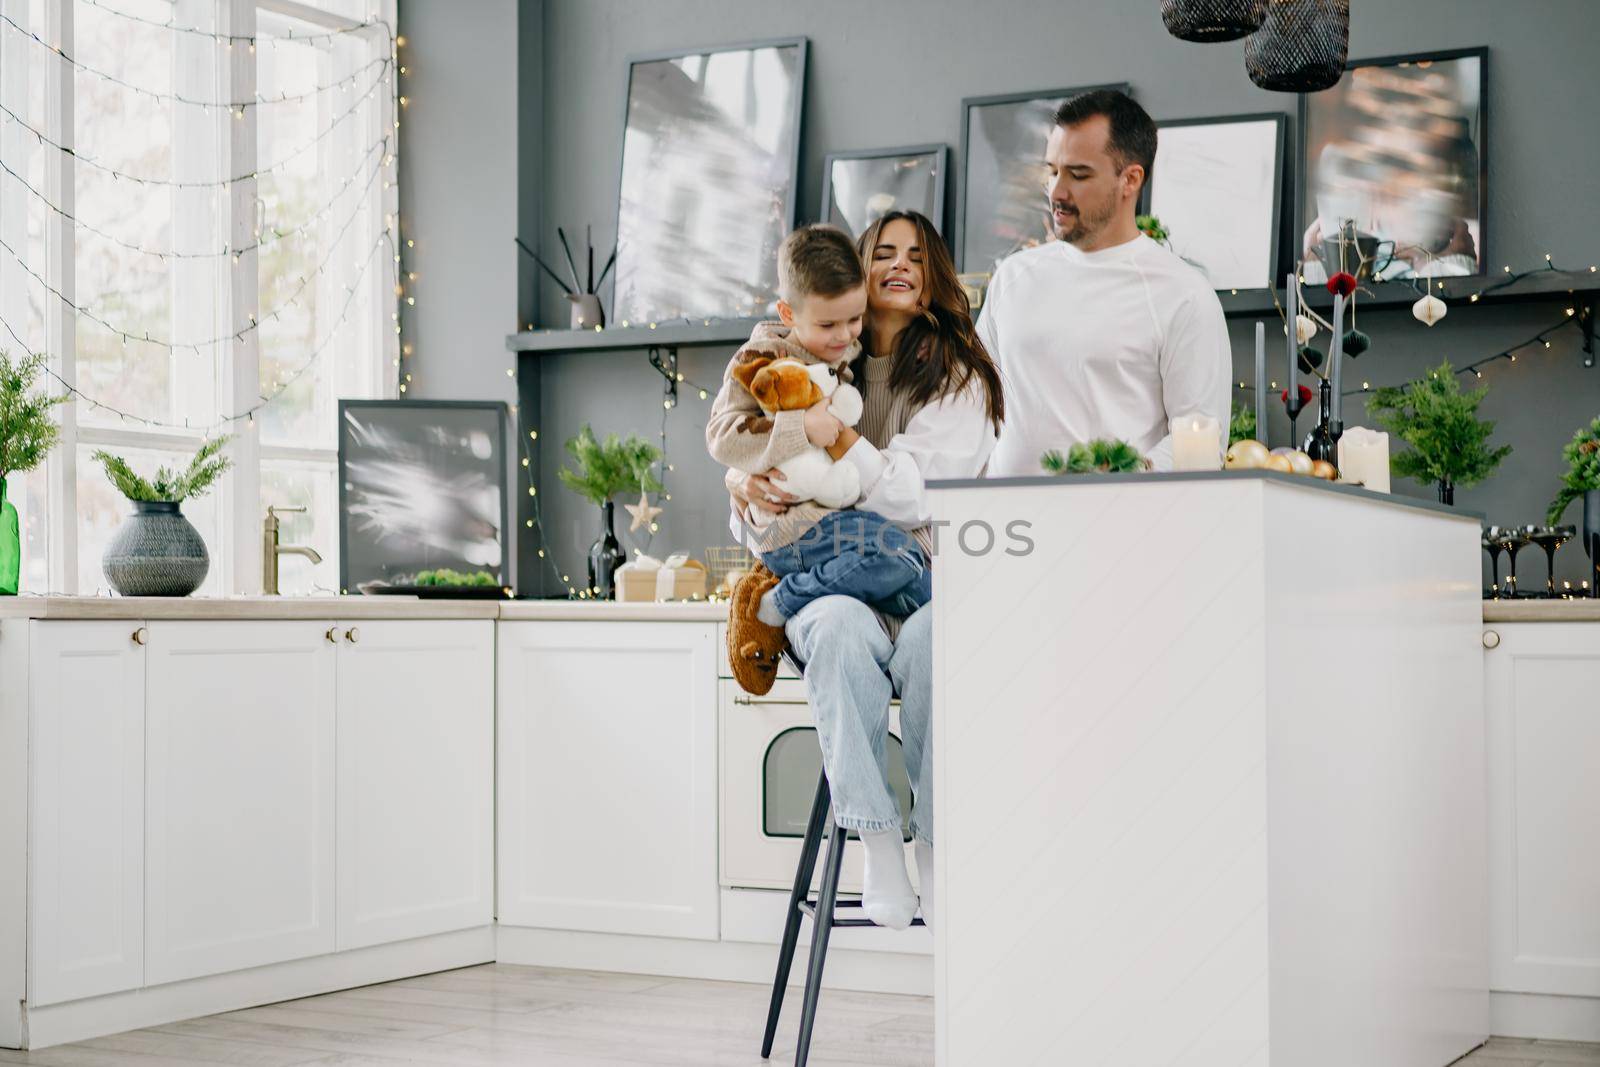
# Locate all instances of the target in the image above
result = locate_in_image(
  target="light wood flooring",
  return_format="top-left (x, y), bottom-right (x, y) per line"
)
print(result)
top-left (0, 963), bottom-right (1593, 1066)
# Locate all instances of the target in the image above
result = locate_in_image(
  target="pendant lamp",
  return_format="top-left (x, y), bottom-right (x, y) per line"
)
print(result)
top-left (1160, 0), bottom-right (1269, 42)
top-left (1245, 0), bottom-right (1350, 93)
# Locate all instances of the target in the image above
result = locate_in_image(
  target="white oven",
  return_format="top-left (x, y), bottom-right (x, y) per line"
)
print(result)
top-left (718, 636), bottom-right (919, 895)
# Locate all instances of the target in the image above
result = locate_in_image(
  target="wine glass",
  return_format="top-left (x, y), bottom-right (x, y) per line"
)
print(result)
top-left (1527, 525), bottom-right (1576, 598)
top-left (1496, 527), bottom-right (1532, 598)
top-left (1482, 526), bottom-right (1505, 598)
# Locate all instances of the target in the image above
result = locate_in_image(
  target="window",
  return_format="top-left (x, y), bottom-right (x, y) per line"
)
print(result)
top-left (0, 0), bottom-right (397, 595)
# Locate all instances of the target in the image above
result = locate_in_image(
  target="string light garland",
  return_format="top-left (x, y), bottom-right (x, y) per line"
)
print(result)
top-left (0, 4), bottom-right (404, 434)
top-left (0, 12), bottom-right (390, 109)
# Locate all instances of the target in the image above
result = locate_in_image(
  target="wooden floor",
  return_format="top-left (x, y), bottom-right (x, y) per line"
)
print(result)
top-left (0, 963), bottom-right (1593, 1066)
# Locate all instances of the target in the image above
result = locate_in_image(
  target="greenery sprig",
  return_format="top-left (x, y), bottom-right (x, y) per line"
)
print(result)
top-left (1041, 439), bottom-right (1148, 475)
top-left (1229, 403), bottom-right (1257, 447)
top-left (1368, 361), bottom-right (1510, 494)
top-left (0, 351), bottom-right (68, 483)
top-left (92, 436), bottom-right (232, 503)
top-left (1547, 416), bottom-right (1600, 525)
top-left (556, 425), bottom-right (664, 506)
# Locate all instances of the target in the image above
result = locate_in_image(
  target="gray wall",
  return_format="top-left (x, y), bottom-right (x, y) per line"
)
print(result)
top-left (436, 1), bottom-right (1600, 593)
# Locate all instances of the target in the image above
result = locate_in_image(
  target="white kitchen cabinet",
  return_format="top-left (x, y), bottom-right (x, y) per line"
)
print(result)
top-left (143, 621), bottom-right (337, 985)
top-left (498, 621), bottom-right (719, 940)
top-left (1486, 621), bottom-right (1600, 997)
top-left (335, 619), bottom-right (494, 950)
top-left (27, 622), bottom-right (146, 1006)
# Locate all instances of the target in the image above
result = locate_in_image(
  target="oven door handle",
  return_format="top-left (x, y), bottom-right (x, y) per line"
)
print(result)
top-left (733, 695), bottom-right (901, 707)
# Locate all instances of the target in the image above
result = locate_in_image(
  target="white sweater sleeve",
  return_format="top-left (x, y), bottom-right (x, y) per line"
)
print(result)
top-left (1146, 286), bottom-right (1233, 471)
top-left (840, 382), bottom-right (997, 526)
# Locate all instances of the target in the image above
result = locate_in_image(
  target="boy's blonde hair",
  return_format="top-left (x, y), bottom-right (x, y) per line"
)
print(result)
top-left (777, 225), bottom-right (865, 305)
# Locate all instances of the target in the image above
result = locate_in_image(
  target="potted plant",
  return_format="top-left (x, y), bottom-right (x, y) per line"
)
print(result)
top-left (1367, 361), bottom-right (1511, 505)
top-left (556, 425), bottom-right (663, 598)
top-left (1041, 439), bottom-right (1149, 474)
top-left (0, 352), bottom-right (67, 595)
top-left (92, 437), bottom-right (231, 596)
top-left (1547, 415), bottom-right (1600, 595)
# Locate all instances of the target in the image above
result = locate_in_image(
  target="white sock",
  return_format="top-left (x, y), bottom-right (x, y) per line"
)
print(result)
top-left (915, 840), bottom-right (934, 932)
top-left (859, 829), bottom-right (917, 930)
top-left (756, 588), bottom-right (786, 627)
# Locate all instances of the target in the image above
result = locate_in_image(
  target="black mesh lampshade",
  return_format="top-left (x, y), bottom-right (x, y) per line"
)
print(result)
top-left (1161, 0), bottom-right (1269, 43)
top-left (1245, 0), bottom-right (1350, 93)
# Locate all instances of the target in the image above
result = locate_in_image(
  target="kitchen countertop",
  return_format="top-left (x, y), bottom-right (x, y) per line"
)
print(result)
top-left (0, 596), bottom-right (503, 621)
top-left (2, 595), bottom-right (1587, 623)
top-left (1481, 599), bottom-right (1600, 623)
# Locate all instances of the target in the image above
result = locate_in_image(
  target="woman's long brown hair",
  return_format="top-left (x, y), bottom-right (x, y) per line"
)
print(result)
top-left (852, 210), bottom-right (1004, 430)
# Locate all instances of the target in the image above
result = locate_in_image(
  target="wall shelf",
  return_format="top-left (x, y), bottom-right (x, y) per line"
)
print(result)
top-left (507, 318), bottom-right (763, 354)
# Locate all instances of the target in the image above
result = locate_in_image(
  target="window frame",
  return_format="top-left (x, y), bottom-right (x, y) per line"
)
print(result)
top-left (11, 0), bottom-right (397, 595)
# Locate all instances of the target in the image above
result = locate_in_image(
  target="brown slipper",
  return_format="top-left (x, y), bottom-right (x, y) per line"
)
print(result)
top-left (728, 565), bottom-right (787, 696)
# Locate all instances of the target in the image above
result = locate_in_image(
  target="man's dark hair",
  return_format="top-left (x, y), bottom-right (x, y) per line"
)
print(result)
top-left (1054, 89), bottom-right (1158, 192)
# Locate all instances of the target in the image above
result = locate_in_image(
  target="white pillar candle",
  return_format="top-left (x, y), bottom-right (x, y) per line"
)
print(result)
top-left (1172, 415), bottom-right (1223, 471)
top-left (1338, 426), bottom-right (1391, 493)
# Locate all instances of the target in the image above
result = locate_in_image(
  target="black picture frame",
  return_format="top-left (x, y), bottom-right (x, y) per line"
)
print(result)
top-left (337, 399), bottom-right (511, 595)
top-left (819, 143), bottom-right (949, 238)
top-left (954, 82), bottom-right (1131, 274)
top-left (1140, 112), bottom-right (1286, 293)
top-left (611, 37), bottom-right (809, 326)
top-left (1297, 46), bottom-right (1489, 284)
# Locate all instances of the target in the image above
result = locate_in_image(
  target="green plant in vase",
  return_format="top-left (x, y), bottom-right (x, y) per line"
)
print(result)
top-left (1547, 415), bottom-right (1600, 524)
top-left (0, 351), bottom-right (68, 595)
top-left (91, 437), bottom-right (232, 597)
top-left (557, 425), bottom-right (663, 598)
top-left (1367, 361), bottom-right (1511, 505)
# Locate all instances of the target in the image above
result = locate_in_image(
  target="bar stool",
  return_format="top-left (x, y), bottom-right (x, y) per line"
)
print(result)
top-left (759, 654), bottom-right (923, 1067)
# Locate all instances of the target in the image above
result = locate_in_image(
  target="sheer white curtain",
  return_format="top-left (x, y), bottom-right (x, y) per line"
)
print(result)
top-left (0, 0), bottom-right (397, 595)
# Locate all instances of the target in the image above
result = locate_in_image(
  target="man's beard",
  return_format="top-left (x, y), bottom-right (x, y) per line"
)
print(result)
top-left (1051, 200), bottom-right (1113, 248)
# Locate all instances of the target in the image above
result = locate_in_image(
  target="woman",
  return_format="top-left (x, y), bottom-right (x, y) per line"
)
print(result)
top-left (731, 210), bottom-right (1003, 929)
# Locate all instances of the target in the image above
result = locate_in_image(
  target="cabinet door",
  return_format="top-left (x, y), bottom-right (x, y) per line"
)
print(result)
top-left (335, 619), bottom-right (494, 951)
top-left (498, 621), bottom-right (718, 939)
top-left (28, 621), bottom-right (145, 1005)
top-left (1486, 622), bottom-right (1600, 996)
top-left (144, 621), bottom-right (336, 985)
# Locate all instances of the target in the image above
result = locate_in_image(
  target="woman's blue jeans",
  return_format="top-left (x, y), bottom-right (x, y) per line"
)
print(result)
top-left (785, 596), bottom-right (933, 846)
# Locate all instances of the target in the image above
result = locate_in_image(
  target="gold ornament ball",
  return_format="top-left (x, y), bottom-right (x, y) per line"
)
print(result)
top-left (1285, 450), bottom-right (1315, 476)
top-left (1263, 452), bottom-right (1294, 474)
top-left (1225, 439), bottom-right (1270, 470)
top-left (1310, 459), bottom-right (1338, 481)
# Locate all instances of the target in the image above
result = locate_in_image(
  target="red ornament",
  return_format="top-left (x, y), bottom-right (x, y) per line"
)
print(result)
top-left (1327, 272), bottom-right (1358, 297)
top-left (1280, 384), bottom-right (1314, 406)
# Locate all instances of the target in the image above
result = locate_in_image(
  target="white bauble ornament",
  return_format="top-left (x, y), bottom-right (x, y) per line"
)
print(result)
top-left (1413, 294), bottom-right (1448, 326)
top-left (1295, 315), bottom-right (1318, 344)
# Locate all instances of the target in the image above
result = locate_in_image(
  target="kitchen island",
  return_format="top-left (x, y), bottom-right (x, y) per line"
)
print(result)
top-left (928, 470), bottom-right (1489, 1067)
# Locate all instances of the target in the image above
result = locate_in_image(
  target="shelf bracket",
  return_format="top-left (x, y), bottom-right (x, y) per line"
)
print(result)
top-left (647, 346), bottom-right (680, 407)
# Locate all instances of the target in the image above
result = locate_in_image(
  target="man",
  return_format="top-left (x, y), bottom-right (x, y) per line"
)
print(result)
top-left (978, 89), bottom-right (1231, 475)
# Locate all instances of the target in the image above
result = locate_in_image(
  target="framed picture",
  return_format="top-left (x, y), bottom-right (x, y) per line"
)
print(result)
top-left (337, 400), bottom-right (509, 593)
top-left (1143, 113), bottom-right (1285, 292)
top-left (955, 82), bottom-right (1130, 274)
top-left (821, 144), bottom-right (948, 238)
top-left (612, 37), bottom-right (808, 326)
top-left (1299, 47), bottom-right (1488, 283)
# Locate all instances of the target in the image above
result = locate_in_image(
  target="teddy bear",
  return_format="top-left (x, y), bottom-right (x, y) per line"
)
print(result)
top-left (731, 356), bottom-right (864, 514)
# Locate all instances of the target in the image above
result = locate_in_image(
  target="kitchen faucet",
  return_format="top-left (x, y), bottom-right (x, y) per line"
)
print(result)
top-left (263, 505), bottom-right (323, 595)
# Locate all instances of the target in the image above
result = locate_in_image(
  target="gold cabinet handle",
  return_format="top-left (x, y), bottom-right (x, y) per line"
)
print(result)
top-left (345, 626), bottom-right (360, 644)
top-left (131, 627), bottom-right (147, 646)
top-left (325, 626), bottom-right (338, 644)
top-left (1483, 630), bottom-right (1501, 650)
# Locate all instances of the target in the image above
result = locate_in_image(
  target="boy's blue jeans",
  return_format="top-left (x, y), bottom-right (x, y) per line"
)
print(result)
top-left (761, 509), bottom-right (930, 621)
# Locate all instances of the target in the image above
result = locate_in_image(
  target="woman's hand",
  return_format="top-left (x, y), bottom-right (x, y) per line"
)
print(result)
top-left (743, 469), bottom-right (799, 517)
top-left (803, 401), bottom-right (843, 448)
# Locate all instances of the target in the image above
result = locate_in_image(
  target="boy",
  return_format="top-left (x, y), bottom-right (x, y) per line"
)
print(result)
top-left (706, 226), bottom-right (930, 689)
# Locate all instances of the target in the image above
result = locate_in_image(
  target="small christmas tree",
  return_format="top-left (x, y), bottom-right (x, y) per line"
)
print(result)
top-left (557, 425), bottom-right (663, 505)
top-left (1041, 439), bottom-right (1147, 475)
top-left (1367, 361), bottom-right (1511, 504)
top-left (1547, 415), bottom-right (1600, 525)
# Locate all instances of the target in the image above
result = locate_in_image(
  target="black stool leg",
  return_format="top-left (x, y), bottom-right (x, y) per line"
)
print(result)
top-left (794, 817), bottom-right (847, 1067)
top-left (761, 774), bottom-right (832, 1059)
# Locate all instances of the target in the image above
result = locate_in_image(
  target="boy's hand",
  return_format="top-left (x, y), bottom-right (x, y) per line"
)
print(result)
top-left (803, 401), bottom-right (843, 447)
top-left (744, 470), bottom-right (797, 516)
